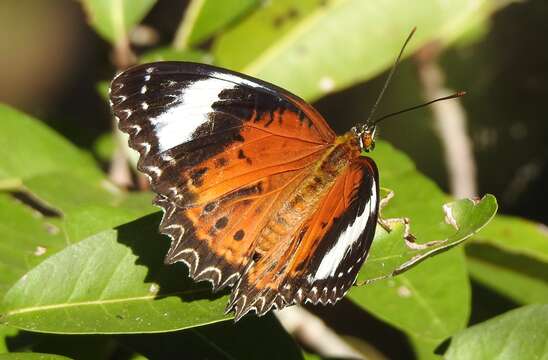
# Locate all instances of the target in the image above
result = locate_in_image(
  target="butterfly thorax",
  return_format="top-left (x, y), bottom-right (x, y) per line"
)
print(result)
top-left (254, 132), bottom-right (361, 255)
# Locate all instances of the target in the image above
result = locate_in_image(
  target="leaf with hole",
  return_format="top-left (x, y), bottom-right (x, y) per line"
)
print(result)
top-left (349, 142), bottom-right (495, 344)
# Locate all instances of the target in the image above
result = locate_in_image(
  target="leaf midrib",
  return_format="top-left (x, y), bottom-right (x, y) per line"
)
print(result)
top-left (2, 288), bottom-right (213, 317)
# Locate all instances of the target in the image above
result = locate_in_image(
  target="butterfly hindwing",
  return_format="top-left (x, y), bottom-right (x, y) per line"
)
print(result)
top-left (157, 164), bottom-right (313, 291)
top-left (285, 157), bottom-right (379, 305)
top-left (227, 157), bottom-right (379, 319)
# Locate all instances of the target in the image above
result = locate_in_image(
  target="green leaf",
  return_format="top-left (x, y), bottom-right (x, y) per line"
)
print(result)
top-left (119, 314), bottom-right (303, 359)
top-left (302, 353), bottom-right (322, 360)
top-left (95, 81), bottom-right (110, 101)
top-left (80, 0), bottom-right (156, 44)
top-left (128, 355), bottom-right (147, 360)
top-left (0, 354), bottom-right (72, 360)
top-left (214, 0), bottom-right (506, 101)
top-left (0, 104), bottom-right (103, 186)
top-left (92, 133), bottom-right (115, 162)
top-left (349, 142), bottom-right (495, 343)
top-left (0, 325), bottom-right (18, 353)
top-left (0, 141), bottom-right (496, 335)
top-left (0, 194), bottom-right (66, 299)
top-left (0, 106), bottom-right (155, 301)
top-left (173, 0), bottom-right (259, 49)
top-left (358, 195), bottom-right (497, 283)
top-left (0, 173), bottom-right (155, 297)
top-left (351, 249), bottom-right (470, 342)
top-left (408, 335), bottom-right (443, 360)
top-left (466, 244), bottom-right (548, 304)
top-left (445, 304), bottom-right (548, 360)
top-left (21, 172), bottom-right (156, 241)
top-left (471, 215), bottom-right (548, 262)
top-left (465, 215), bottom-right (548, 305)
top-left (0, 214), bottom-right (230, 334)
top-left (139, 48), bottom-right (211, 63)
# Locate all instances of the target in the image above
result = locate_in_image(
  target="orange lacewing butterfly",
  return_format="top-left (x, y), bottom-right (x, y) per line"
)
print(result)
top-left (109, 29), bottom-right (463, 320)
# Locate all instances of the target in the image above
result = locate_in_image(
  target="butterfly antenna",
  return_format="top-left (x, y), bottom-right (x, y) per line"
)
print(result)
top-left (364, 27), bottom-right (417, 127)
top-left (372, 91), bottom-right (466, 125)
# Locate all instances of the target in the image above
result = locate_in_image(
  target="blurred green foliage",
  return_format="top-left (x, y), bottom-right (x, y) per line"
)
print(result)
top-left (0, 1), bottom-right (546, 359)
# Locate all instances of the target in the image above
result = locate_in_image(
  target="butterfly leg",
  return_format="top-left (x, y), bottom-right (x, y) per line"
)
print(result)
top-left (377, 188), bottom-right (442, 250)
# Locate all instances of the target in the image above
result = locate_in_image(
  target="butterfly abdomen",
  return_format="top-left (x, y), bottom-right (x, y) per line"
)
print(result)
top-left (255, 136), bottom-right (359, 254)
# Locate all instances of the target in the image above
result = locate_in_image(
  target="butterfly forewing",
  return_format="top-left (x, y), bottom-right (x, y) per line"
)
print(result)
top-left (110, 62), bottom-right (338, 295)
top-left (110, 62), bottom-right (335, 206)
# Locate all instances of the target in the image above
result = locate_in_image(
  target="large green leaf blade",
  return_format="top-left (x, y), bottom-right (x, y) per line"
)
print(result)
top-left (80, 0), bottom-right (156, 44)
top-left (0, 174), bottom-right (156, 298)
top-left (0, 214), bottom-right (230, 334)
top-left (445, 304), bottom-right (548, 360)
top-left (214, 0), bottom-right (505, 101)
top-left (139, 48), bottom-right (210, 64)
top-left (0, 105), bottom-right (157, 300)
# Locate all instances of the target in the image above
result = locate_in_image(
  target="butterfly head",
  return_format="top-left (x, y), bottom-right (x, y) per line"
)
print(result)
top-left (352, 124), bottom-right (377, 153)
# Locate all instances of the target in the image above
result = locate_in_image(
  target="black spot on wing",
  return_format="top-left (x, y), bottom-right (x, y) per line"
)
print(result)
top-left (237, 149), bottom-right (252, 165)
top-left (204, 202), bottom-right (216, 213)
top-left (214, 157), bottom-right (228, 168)
top-left (215, 217), bottom-right (229, 230)
top-left (233, 230), bottom-right (245, 241)
top-left (190, 167), bottom-right (208, 187)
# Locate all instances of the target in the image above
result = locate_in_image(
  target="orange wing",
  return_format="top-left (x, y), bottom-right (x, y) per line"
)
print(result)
top-left (110, 62), bottom-right (335, 291)
top-left (227, 157), bottom-right (379, 320)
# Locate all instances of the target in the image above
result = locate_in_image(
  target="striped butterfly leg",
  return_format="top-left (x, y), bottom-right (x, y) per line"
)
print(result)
top-left (377, 188), bottom-right (444, 250)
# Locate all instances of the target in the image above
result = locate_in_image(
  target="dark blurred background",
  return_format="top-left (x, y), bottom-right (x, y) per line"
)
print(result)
top-left (1, 0), bottom-right (546, 225)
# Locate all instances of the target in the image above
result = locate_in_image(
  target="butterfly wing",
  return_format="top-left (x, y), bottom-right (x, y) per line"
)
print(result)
top-left (228, 157), bottom-right (379, 319)
top-left (110, 61), bottom-right (336, 290)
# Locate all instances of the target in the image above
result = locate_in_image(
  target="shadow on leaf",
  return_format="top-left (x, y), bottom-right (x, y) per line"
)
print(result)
top-left (115, 212), bottom-right (229, 304)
